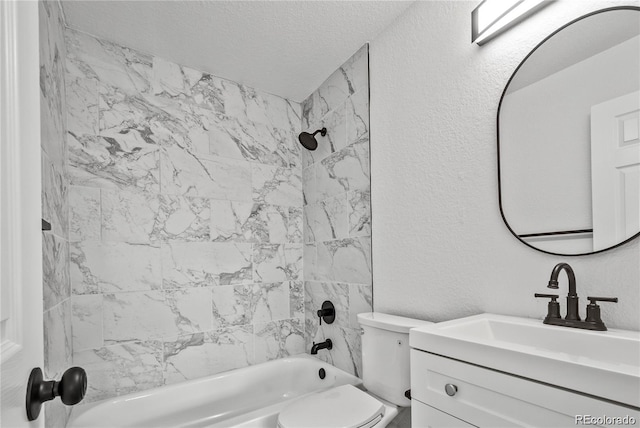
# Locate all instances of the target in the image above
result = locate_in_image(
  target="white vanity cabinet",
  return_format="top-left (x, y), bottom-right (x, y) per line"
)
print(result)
top-left (410, 350), bottom-right (640, 428)
top-left (412, 400), bottom-right (474, 427)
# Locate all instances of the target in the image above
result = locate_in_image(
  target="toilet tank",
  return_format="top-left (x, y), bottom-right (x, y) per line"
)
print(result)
top-left (357, 312), bottom-right (433, 407)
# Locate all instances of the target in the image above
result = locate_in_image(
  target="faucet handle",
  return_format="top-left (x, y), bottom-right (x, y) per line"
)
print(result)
top-left (534, 293), bottom-right (559, 299)
top-left (535, 293), bottom-right (561, 321)
top-left (587, 296), bottom-right (618, 303)
top-left (585, 297), bottom-right (617, 330)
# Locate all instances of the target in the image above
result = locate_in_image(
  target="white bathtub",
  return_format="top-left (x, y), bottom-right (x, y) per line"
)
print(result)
top-left (67, 354), bottom-right (396, 428)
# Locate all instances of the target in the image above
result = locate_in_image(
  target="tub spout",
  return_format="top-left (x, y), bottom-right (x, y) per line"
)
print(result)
top-left (310, 339), bottom-right (332, 355)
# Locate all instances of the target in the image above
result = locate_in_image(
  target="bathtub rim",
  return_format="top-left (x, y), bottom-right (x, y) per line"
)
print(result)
top-left (67, 353), bottom-right (362, 427)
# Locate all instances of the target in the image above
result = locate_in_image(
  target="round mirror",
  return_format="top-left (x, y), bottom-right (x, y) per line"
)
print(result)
top-left (498, 7), bottom-right (640, 256)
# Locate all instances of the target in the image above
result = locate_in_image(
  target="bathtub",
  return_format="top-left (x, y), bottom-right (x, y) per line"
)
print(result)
top-left (67, 354), bottom-right (378, 428)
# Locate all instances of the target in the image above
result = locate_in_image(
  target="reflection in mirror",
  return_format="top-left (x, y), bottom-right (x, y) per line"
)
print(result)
top-left (498, 7), bottom-right (640, 255)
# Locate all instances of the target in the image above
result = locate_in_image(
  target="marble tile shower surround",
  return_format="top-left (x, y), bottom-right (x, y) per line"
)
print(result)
top-left (65, 27), bottom-right (308, 403)
top-left (40, 1), bottom-right (73, 427)
top-left (301, 45), bottom-right (373, 377)
top-left (64, 24), bottom-right (370, 403)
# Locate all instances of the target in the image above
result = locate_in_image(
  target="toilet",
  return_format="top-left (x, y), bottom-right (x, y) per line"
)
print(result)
top-left (277, 312), bottom-right (433, 428)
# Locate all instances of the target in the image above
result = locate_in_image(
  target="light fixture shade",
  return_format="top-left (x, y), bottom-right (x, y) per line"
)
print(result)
top-left (472, 0), bottom-right (552, 45)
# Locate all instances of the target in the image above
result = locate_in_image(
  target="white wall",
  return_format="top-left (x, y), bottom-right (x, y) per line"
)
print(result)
top-left (370, 0), bottom-right (640, 331)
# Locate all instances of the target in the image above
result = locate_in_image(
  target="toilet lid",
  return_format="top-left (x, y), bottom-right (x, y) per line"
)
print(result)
top-left (277, 384), bottom-right (385, 428)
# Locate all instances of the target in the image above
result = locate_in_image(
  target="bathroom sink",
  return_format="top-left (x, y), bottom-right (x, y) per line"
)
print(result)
top-left (410, 314), bottom-right (640, 408)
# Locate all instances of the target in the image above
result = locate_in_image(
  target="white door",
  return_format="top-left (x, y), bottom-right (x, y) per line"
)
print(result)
top-left (591, 91), bottom-right (640, 251)
top-left (1, 1), bottom-right (45, 427)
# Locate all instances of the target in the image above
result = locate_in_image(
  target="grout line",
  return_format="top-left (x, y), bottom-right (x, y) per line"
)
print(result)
top-left (365, 42), bottom-right (373, 311)
top-left (43, 295), bottom-right (72, 315)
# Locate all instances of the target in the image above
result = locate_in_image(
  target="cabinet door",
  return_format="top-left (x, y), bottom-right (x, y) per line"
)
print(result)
top-left (412, 400), bottom-right (475, 428)
top-left (411, 350), bottom-right (640, 427)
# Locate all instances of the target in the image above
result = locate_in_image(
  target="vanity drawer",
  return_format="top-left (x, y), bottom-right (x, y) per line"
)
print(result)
top-left (412, 400), bottom-right (475, 427)
top-left (411, 350), bottom-right (640, 427)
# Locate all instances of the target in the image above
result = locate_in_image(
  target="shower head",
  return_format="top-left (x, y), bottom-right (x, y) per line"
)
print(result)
top-left (298, 128), bottom-right (327, 151)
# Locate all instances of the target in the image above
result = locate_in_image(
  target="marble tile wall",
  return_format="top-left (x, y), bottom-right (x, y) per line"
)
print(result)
top-left (40, 1), bottom-right (73, 427)
top-left (301, 45), bottom-right (372, 377)
top-left (65, 28), bottom-right (305, 402)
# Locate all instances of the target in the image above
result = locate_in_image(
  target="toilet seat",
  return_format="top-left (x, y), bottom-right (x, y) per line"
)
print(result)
top-left (277, 384), bottom-right (385, 428)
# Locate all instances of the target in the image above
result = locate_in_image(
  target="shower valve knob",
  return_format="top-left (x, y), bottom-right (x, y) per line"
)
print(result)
top-left (317, 300), bottom-right (335, 325)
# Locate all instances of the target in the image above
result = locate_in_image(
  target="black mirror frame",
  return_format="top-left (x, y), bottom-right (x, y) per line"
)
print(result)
top-left (496, 6), bottom-right (640, 257)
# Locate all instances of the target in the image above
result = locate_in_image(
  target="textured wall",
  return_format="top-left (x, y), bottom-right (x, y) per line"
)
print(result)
top-left (370, 1), bottom-right (639, 330)
top-left (301, 45), bottom-right (372, 377)
top-left (39, 1), bottom-right (73, 426)
top-left (65, 28), bottom-right (305, 402)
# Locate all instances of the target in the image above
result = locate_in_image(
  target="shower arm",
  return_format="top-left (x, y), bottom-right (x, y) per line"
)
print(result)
top-left (312, 127), bottom-right (327, 137)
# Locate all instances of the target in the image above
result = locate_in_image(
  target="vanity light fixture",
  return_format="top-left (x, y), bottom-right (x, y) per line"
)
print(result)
top-left (472, 0), bottom-right (551, 45)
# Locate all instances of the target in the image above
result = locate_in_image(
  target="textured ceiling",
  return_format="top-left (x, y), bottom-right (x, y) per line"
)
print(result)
top-left (61, 0), bottom-right (415, 102)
